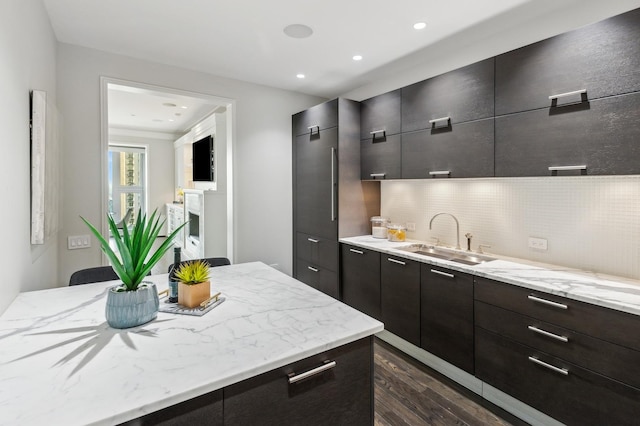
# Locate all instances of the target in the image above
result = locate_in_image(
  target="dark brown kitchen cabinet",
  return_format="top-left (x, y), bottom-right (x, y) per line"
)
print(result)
top-left (296, 258), bottom-right (339, 299)
top-left (293, 99), bottom-right (338, 137)
top-left (123, 390), bottom-right (223, 426)
top-left (380, 255), bottom-right (420, 346)
top-left (420, 266), bottom-right (474, 374)
top-left (495, 8), bottom-right (640, 116)
top-left (224, 337), bottom-right (374, 426)
top-left (340, 244), bottom-right (381, 320)
top-left (402, 58), bottom-right (494, 133)
top-left (360, 134), bottom-right (401, 180)
top-left (360, 89), bottom-right (401, 140)
top-left (296, 232), bottom-right (338, 272)
top-left (402, 118), bottom-right (494, 179)
top-left (495, 91), bottom-right (640, 177)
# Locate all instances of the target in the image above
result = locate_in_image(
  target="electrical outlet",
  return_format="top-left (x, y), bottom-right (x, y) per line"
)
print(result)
top-left (528, 237), bottom-right (548, 251)
top-left (68, 235), bottom-right (91, 250)
top-left (406, 222), bottom-right (416, 231)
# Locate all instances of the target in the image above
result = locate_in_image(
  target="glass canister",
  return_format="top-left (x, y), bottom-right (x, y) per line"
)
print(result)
top-left (370, 216), bottom-right (389, 239)
top-left (387, 224), bottom-right (407, 242)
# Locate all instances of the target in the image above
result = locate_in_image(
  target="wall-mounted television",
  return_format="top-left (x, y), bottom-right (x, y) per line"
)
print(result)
top-left (192, 135), bottom-right (214, 182)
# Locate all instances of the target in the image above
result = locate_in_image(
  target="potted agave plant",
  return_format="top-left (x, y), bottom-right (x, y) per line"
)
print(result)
top-left (175, 260), bottom-right (211, 309)
top-left (81, 209), bottom-right (186, 329)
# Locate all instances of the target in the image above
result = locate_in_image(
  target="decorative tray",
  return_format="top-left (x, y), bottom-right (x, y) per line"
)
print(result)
top-left (158, 293), bottom-right (225, 316)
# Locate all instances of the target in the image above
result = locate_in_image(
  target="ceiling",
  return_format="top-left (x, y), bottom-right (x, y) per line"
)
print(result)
top-left (42, 0), bottom-right (640, 134)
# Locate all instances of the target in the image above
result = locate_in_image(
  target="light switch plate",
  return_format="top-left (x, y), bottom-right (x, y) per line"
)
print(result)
top-left (68, 235), bottom-right (91, 250)
top-left (406, 222), bottom-right (416, 231)
top-left (528, 237), bottom-right (548, 250)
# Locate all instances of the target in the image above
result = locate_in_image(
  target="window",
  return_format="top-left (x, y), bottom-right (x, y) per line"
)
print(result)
top-left (108, 144), bottom-right (147, 230)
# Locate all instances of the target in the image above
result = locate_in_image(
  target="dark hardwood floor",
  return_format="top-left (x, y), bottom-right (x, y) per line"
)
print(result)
top-left (374, 338), bottom-right (527, 426)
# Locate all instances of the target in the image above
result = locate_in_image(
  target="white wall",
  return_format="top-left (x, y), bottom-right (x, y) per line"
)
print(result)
top-left (0, 0), bottom-right (59, 314)
top-left (57, 43), bottom-right (325, 285)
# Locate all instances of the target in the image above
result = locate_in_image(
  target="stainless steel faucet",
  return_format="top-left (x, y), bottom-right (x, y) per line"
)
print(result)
top-left (429, 212), bottom-right (461, 250)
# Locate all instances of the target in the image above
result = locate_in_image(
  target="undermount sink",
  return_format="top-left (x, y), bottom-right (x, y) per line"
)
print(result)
top-left (396, 244), bottom-right (495, 266)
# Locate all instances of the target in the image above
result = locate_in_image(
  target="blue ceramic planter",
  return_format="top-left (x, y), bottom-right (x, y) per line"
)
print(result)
top-left (105, 282), bottom-right (159, 329)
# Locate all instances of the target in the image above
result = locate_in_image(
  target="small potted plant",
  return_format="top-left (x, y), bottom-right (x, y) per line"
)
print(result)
top-left (81, 209), bottom-right (186, 328)
top-left (175, 260), bottom-right (211, 308)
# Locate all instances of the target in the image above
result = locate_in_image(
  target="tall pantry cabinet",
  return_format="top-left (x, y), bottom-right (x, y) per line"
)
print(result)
top-left (293, 99), bottom-right (380, 298)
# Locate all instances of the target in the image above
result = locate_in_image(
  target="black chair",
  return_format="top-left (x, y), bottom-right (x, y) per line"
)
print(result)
top-left (69, 266), bottom-right (119, 286)
top-left (167, 257), bottom-right (231, 273)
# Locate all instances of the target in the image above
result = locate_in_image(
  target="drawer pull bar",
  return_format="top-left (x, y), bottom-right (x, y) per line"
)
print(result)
top-left (370, 129), bottom-right (386, 137)
top-left (349, 248), bottom-right (364, 255)
top-left (387, 258), bottom-right (406, 266)
top-left (548, 165), bottom-right (587, 171)
top-left (430, 269), bottom-right (454, 278)
top-left (528, 356), bottom-right (569, 376)
top-left (288, 360), bottom-right (337, 384)
top-left (527, 325), bottom-right (569, 343)
top-left (308, 124), bottom-right (320, 135)
top-left (428, 116), bottom-right (451, 125)
top-left (429, 170), bottom-right (451, 176)
top-left (307, 238), bottom-right (319, 243)
top-left (370, 173), bottom-right (386, 179)
top-left (548, 89), bottom-right (587, 100)
top-left (307, 266), bottom-right (319, 272)
top-left (527, 295), bottom-right (568, 310)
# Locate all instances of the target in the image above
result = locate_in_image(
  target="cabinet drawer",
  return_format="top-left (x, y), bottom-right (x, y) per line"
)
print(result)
top-left (495, 8), bottom-right (640, 115)
top-left (293, 99), bottom-right (338, 136)
top-left (125, 389), bottom-right (223, 425)
top-left (224, 337), bottom-right (373, 426)
top-left (360, 89), bottom-right (401, 140)
top-left (495, 92), bottom-right (640, 177)
top-left (381, 255), bottom-right (420, 346)
top-left (401, 119), bottom-right (494, 179)
top-left (360, 134), bottom-right (401, 180)
top-left (402, 58), bottom-right (494, 133)
top-left (476, 328), bottom-right (640, 426)
top-left (295, 259), bottom-right (339, 299)
top-left (296, 233), bottom-right (338, 272)
top-left (340, 244), bottom-right (381, 320)
top-left (476, 301), bottom-right (640, 389)
top-left (474, 277), bottom-right (640, 352)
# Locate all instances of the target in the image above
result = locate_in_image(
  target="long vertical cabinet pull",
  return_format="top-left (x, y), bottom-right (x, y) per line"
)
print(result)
top-left (331, 147), bottom-right (337, 221)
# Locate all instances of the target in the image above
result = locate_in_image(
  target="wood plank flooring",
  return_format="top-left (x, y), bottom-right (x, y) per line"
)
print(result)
top-left (374, 339), bottom-right (527, 426)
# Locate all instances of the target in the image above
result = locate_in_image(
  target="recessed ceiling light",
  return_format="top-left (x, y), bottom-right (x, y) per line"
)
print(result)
top-left (296, 74), bottom-right (305, 79)
top-left (353, 55), bottom-right (363, 61)
top-left (413, 22), bottom-right (427, 30)
top-left (180, 105), bottom-right (188, 109)
top-left (168, 119), bottom-right (175, 122)
top-left (284, 24), bottom-right (313, 39)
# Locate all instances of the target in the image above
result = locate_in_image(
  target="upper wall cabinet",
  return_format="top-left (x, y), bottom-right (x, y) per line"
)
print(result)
top-left (402, 58), bottom-right (494, 133)
top-left (495, 8), bottom-right (640, 116)
top-left (360, 89), bottom-right (402, 140)
top-left (293, 99), bottom-right (338, 137)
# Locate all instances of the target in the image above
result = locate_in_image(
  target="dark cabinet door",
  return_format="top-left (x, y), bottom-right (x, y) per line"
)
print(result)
top-left (295, 127), bottom-right (338, 239)
top-left (495, 92), bottom-right (640, 177)
top-left (360, 89), bottom-right (401, 140)
top-left (402, 58), bottom-right (494, 133)
top-left (402, 118), bottom-right (494, 179)
top-left (420, 266), bottom-right (474, 374)
top-left (293, 99), bottom-right (338, 136)
top-left (224, 337), bottom-right (373, 426)
top-left (296, 232), bottom-right (339, 272)
top-left (380, 255), bottom-right (420, 346)
top-left (495, 8), bottom-right (640, 115)
top-left (125, 389), bottom-right (223, 426)
top-left (360, 134), bottom-right (401, 180)
top-left (296, 258), bottom-right (339, 299)
top-left (340, 244), bottom-right (381, 320)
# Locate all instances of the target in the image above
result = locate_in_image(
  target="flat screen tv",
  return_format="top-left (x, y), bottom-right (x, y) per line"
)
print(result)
top-left (192, 135), bottom-right (214, 182)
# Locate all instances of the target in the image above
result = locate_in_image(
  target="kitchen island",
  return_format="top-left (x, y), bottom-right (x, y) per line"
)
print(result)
top-left (0, 262), bottom-right (383, 425)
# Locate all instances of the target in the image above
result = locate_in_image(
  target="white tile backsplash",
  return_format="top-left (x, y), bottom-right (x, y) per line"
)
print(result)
top-left (380, 176), bottom-right (640, 279)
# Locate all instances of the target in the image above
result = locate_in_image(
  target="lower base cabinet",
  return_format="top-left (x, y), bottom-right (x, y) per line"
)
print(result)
top-left (381, 255), bottom-right (420, 346)
top-left (295, 258), bottom-right (339, 299)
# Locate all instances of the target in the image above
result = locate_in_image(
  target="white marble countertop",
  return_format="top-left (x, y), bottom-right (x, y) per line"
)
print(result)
top-left (0, 262), bottom-right (383, 426)
top-left (341, 235), bottom-right (640, 317)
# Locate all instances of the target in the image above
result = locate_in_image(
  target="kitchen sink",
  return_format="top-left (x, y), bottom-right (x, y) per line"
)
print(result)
top-left (396, 244), bottom-right (495, 265)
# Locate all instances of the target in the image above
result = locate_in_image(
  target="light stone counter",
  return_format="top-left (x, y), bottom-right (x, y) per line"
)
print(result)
top-left (341, 235), bottom-right (640, 316)
top-left (0, 262), bottom-right (383, 426)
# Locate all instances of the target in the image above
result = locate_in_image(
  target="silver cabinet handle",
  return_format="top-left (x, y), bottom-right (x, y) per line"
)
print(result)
top-left (307, 266), bottom-right (319, 272)
top-left (548, 165), bottom-right (587, 171)
top-left (548, 89), bottom-right (586, 100)
top-left (387, 258), bottom-right (406, 266)
top-left (528, 356), bottom-right (569, 376)
top-left (428, 116), bottom-right (451, 125)
top-left (370, 129), bottom-right (386, 137)
top-left (429, 170), bottom-right (451, 176)
top-left (330, 147), bottom-right (337, 222)
top-left (288, 360), bottom-right (336, 384)
top-left (430, 269), bottom-right (454, 278)
top-left (527, 325), bottom-right (569, 343)
top-left (370, 173), bottom-right (386, 179)
top-left (528, 295), bottom-right (568, 310)
top-left (307, 238), bottom-right (319, 243)
top-left (308, 124), bottom-right (320, 135)
top-left (349, 248), bottom-right (364, 255)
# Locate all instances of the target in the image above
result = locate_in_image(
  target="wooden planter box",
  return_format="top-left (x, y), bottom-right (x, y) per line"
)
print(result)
top-left (178, 280), bottom-right (211, 308)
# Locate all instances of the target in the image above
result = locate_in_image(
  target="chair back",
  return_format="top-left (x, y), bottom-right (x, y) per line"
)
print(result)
top-left (167, 257), bottom-right (231, 273)
top-left (69, 266), bottom-right (119, 286)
